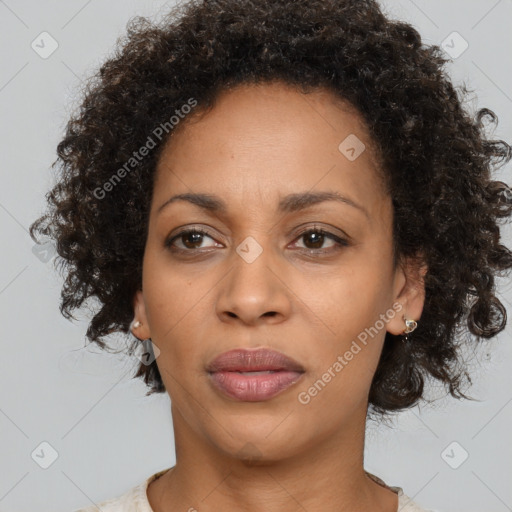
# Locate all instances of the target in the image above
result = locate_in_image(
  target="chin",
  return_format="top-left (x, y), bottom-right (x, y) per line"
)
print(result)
top-left (206, 420), bottom-right (306, 464)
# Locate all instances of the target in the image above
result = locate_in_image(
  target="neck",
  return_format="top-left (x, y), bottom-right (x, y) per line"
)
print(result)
top-left (147, 404), bottom-right (398, 512)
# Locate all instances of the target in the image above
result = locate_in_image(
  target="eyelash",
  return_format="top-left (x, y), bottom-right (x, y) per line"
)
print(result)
top-left (164, 225), bottom-right (349, 256)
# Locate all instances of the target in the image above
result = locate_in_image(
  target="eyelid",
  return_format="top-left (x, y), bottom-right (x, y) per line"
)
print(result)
top-left (291, 222), bottom-right (351, 243)
top-left (165, 226), bottom-right (220, 249)
top-left (290, 226), bottom-right (350, 253)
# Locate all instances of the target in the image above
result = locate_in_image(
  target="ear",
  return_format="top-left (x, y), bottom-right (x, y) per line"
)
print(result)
top-left (131, 290), bottom-right (152, 340)
top-left (386, 254), bottom-right (428, 336)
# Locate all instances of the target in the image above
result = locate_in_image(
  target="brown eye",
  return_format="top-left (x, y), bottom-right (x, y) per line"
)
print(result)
top-left (164, 226), bottom-right (349, 255)
top-left (291, 228), bottom-right (348, 253)
top-left (180, 231), bottom-right (207, 249)
top-left (165, 228), bottom-right (219, 251)
top-left (301, 231), bottom-right (329, 249)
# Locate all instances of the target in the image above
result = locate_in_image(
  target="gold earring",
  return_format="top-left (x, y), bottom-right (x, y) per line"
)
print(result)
top-left (402, 317), bottom-right (417, 342)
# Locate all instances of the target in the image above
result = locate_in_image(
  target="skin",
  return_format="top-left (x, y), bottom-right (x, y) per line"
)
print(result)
top-left (132, 81), bottom-right (427, 512)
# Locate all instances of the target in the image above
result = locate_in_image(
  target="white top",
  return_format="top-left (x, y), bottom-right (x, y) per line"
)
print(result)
top-left (73, 468), bottom-right (434, 512)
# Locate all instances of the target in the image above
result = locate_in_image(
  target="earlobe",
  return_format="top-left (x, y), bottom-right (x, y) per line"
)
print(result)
top-left (386, 256), bottom-right (428, 336)
top-left (131, 290), bottom-right (151, 340)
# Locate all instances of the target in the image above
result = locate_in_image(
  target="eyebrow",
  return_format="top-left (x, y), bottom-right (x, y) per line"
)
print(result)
top-left (157, 191), bottom-right (369, 219)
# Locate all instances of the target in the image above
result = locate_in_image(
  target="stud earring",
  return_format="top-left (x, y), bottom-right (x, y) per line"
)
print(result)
top-left (131, 320), bottom-right (142, 329)
top-left (402, 317), bottom-right (417, 342)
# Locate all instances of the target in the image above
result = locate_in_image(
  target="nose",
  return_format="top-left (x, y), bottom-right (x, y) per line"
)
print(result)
top-left (215, 238), bottom-right (292, 326)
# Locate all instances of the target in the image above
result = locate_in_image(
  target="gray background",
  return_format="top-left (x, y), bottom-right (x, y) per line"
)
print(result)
top-left (0, 1), bottom-right (511, 511)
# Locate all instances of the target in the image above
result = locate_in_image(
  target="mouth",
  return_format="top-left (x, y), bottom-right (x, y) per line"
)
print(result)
top-left (206, 348), bottom-right (305, 402)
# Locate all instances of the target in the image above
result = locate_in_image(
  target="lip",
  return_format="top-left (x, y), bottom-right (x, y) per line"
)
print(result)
top-left (206, 348), bottom-right (305, 401)
top-left (206, 348), bottom-right (305, 373)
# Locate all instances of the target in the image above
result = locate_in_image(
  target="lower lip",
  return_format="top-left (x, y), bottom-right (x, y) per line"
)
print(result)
top-left (208, 370), bottom-right (304, 401)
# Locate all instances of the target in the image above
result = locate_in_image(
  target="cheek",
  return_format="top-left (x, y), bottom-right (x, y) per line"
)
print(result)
top-left (143, 245), bottom-right (204, 324)
top-left (300, 261), bottom-right (390, 342)
top-left (295, 264), bottom-right (392, 402)
top-left (296, 277), bottom-right (389, 413)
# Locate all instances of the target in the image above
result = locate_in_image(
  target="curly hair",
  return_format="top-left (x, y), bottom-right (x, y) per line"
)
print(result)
top-left (30, 0), bottom-right (512, 416)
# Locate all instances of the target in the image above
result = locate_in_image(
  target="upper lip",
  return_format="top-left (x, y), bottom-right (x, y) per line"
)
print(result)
top-left (206, 348), bottom-right (305, 373)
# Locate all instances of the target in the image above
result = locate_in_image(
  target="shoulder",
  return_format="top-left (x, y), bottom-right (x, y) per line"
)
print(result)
top-left (71, 468), bottom-right (171, 512)
top-left (71, 484), bottom-right (148, 512)
top-left (365, 471), bottom-right (437, 512)
top-left (398, 492), bottom-right (438, 512)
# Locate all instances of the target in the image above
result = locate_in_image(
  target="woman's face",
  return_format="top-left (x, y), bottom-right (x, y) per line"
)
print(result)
top-left (134, 81), bottom-right (425, 461)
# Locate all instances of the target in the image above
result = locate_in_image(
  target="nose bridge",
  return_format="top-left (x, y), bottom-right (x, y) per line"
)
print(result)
top-left (216, 233), bottom-right (291, 323)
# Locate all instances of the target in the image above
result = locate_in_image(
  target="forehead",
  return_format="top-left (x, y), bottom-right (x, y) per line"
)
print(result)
top-left (152, 81), bottom-right (387, 218)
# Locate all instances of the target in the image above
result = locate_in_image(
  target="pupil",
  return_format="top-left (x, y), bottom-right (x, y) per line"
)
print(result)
top-left (305, 232), bottom-right (323, 249)
top-left (184, 232), bottom-right (202, 248)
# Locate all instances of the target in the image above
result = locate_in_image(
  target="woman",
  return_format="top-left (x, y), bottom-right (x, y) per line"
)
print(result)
top-left (30, 0), bottom-right (512, 511)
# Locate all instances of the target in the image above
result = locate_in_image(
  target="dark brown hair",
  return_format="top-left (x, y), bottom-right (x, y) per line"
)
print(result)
top-left (30, 0), bottom-right (512, 417)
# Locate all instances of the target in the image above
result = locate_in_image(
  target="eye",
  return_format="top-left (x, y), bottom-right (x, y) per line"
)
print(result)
top-left (164, 225), bottom-right (349, 255)
top-left (290, 227), bottom-right (349, 253)
top-left (165, 228), bottom-right (221, 252)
